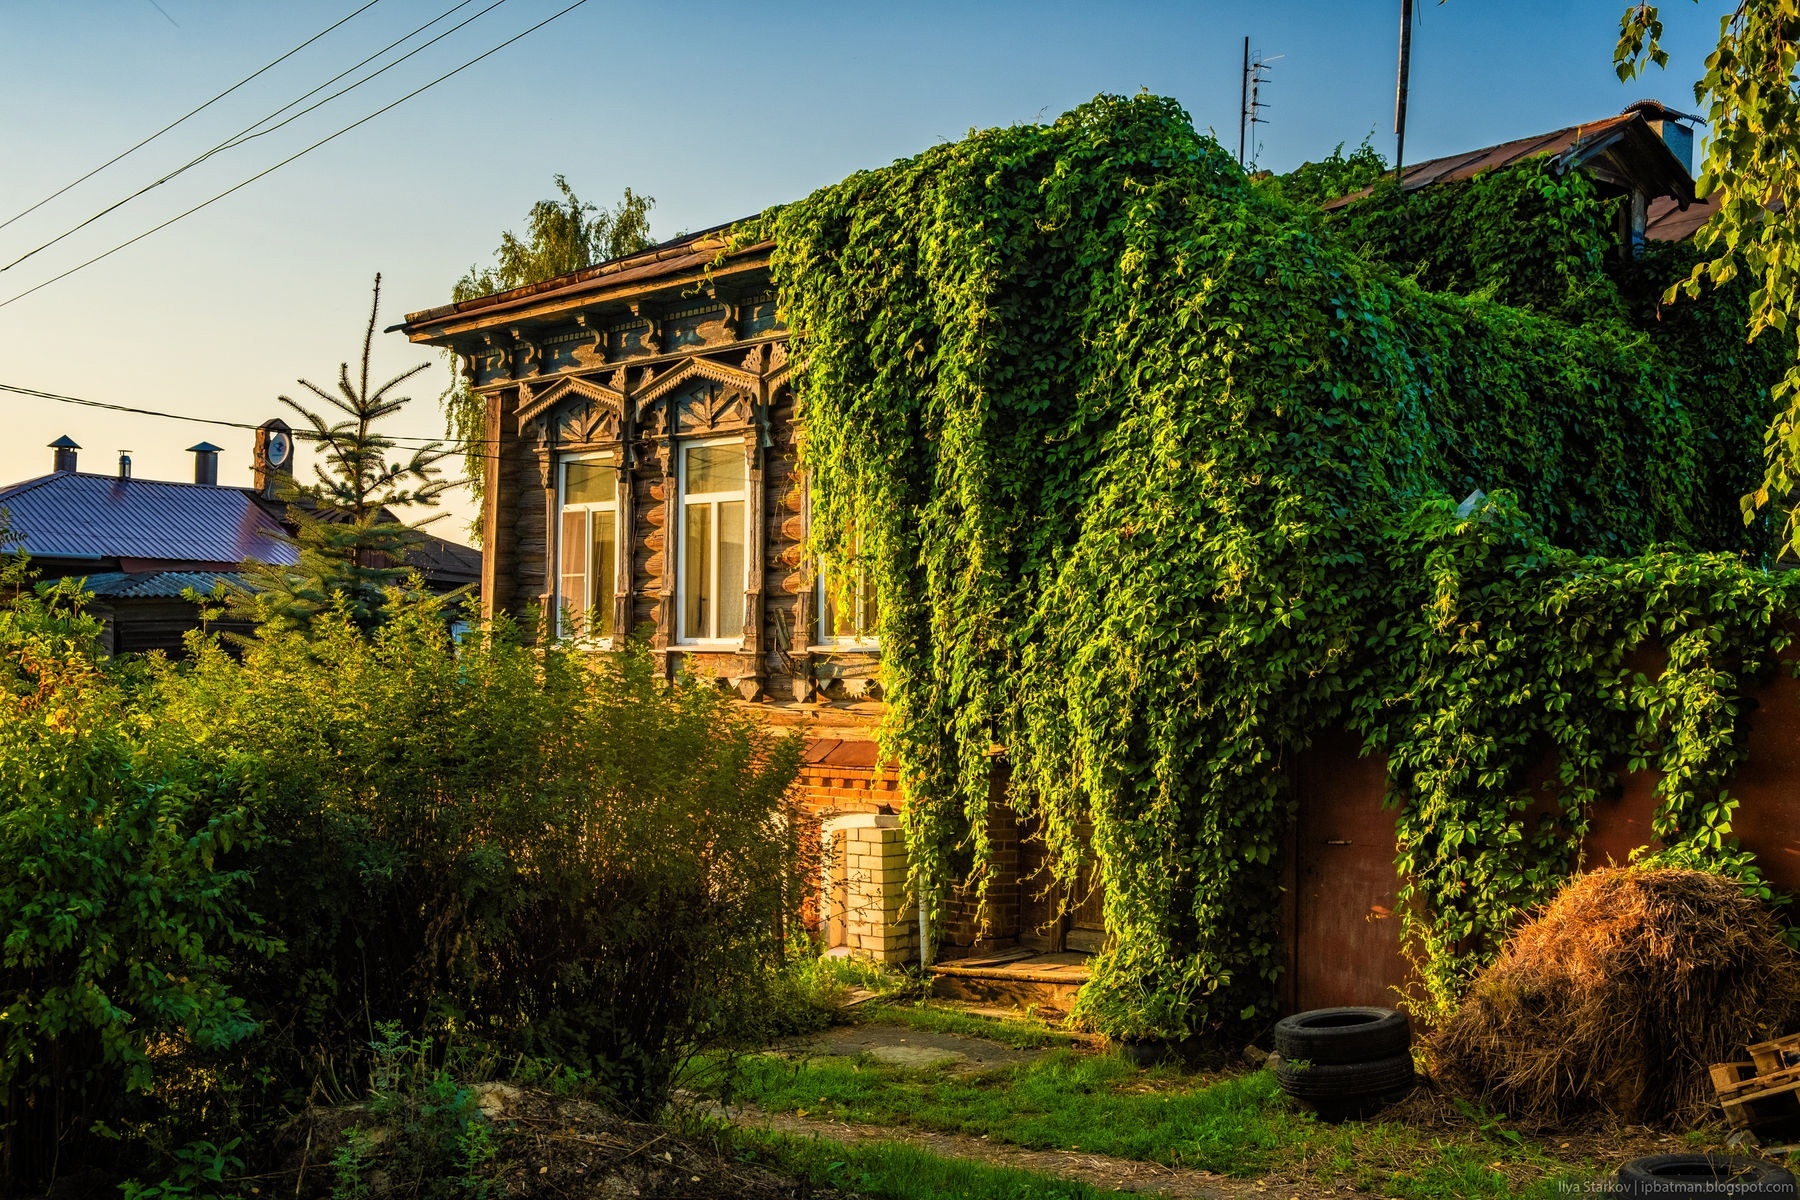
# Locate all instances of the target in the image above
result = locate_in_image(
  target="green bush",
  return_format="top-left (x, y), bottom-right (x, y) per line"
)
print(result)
top-left (0, 560), bottom-right (807, 1183)
top-left (0, 561), bottom-right (270, 1186)
top-left (155, 595), bottom-right (804, 1113)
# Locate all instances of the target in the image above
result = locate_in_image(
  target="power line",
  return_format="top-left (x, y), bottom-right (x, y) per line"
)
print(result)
top-left (0, 1), bottom-right (383, 236)
top-left (0, 0), bottom-right (594, 313)
top-left (0, 380), bottom-right (490, 449)
top-left (1, 0), bottom-right (506, 275)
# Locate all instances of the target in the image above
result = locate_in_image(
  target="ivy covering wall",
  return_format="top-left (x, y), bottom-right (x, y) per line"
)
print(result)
top-left (748, 94), bottom-right (1794, 1038)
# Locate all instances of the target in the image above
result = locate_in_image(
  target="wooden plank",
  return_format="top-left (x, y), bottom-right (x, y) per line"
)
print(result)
top-left (1712, 1062), bottom-right (1757, 1094)
top-left (1719, 1063), bottom-right (1800, 1096)
top-left (1746, 1033), bottom-right (1800, 1076)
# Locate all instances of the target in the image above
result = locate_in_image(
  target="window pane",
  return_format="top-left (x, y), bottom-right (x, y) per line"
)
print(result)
top-left (564, 458), bottom-right (615, 505)
top-left (820, 568), bottom-right (841, 641)
top-left (591, 509), bottom-right (616, 640)
top-left (822, 567), bottom-right (853, 640)
top-left (684, 502), bottom-right (712, 639)
top-left (685, 443), bottom-right (745, 494)
top-left (717, 500), bottom-right (745, 639)
top-left (559, 509), bottom-right (587, 637)
top-left (859, 568), bottom-right (878, 638)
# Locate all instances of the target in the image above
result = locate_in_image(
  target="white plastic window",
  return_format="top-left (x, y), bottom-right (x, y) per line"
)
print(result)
top-left (677, 439), bottom-right (748, 643)
top-left (557, 454), bottom-right (618, 642)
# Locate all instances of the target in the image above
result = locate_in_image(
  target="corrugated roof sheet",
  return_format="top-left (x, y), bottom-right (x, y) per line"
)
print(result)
top-left (80, 570), bottom-right (244, 598)
top-left (1320, 111), bottom-right (1694, 213)
top-left (0, 472), bottom-right (298, 565)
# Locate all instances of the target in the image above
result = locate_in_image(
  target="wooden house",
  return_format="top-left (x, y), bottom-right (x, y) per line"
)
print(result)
top-left (396, 101), bottom-right (1768, 1010)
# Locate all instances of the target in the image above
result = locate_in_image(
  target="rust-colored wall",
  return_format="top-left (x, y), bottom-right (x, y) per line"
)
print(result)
top-left (1291, 662), bottom-right (1800, 1014)
top-left (1721, 664), bottom-right (1800, 892)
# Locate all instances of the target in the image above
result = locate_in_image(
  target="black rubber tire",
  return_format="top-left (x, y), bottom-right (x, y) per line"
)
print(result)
top-left (1615, 1154), bottom-right (1797, 1197)
top-left (1272, 1007), bottom-right (1411, 1065)
top-left (1275, 1052), bottom-right (1414, 1100)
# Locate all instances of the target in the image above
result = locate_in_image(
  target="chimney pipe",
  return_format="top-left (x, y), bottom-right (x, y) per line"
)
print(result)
top-left (117, 452), bottom-right (132, 480)
top-left (188, 441), bottom-right (223, 486)
top-left (49, 435), bottom-right (80, 473)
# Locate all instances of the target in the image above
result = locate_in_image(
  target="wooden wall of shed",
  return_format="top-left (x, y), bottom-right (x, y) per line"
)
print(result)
top-left (1288, 662), bottom-right (1800, 1014)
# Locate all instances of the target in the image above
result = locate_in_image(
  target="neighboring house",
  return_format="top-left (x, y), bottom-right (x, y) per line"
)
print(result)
top-left (392, 100), bottom-right (1728, 998)
top-left (1323, 98), bottom-right (1705, 247)
top-left (0, 425), bottom-right (481, 656)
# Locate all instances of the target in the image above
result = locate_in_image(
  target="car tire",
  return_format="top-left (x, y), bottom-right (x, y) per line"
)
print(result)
top-left (1274, 1051), bottom-right (1415, 1100)
top-left (1272, 1007), bottom-right (1411, 1065)
top-left (1615, 1154), bottom-right (1796, 1197)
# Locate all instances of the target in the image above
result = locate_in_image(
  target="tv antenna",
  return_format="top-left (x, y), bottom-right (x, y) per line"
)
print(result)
top-left (1239, 38), bottom-right (1281, 169)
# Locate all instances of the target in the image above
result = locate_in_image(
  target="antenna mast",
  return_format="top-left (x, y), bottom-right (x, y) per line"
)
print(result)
top-left (1240, 39), bottom-right (1277, 169)
top-left (1395, 0), bottom-right (1415, 180)
top-left (1239, 36), bottom-right (1249, 168)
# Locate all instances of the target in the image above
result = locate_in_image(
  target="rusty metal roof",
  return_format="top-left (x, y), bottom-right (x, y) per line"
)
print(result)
top-left (395, 220), bottom-right (762, 336)
top-left (0, 471), bottom-right (298, 566)
top-left (1646, 191), bottom-right (1716, 242)
top-left (1321, 109), bottom-right (1696, 214)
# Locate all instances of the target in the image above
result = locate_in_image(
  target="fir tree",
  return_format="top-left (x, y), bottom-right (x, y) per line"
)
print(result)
top-left (236, 275), bottom-right (453, 634)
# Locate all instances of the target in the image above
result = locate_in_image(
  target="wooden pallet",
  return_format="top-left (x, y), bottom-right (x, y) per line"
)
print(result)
top-left (1712, 1037), bottom-right (1800, 1131)
top-left (1747, 1033), bottom-right (1800, 1075)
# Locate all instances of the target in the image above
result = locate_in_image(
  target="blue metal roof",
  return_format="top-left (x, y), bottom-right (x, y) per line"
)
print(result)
top-left (79, 570), bottom-right (245, 599)
top-left (0, 472), bottom-right (298, 566)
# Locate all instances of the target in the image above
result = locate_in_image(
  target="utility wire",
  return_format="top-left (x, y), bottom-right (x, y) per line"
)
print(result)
top-left (0, 381), bottom-right (484, 448)
top-left (1, 0), bottom-right (506, 275)
top-left (0, 0), bottom-right (594, 313)
top-left (0, 1), bottom-right (383, 236)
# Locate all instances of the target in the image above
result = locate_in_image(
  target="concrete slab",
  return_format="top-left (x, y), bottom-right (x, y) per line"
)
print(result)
top-left (785, 1023), bottom-right (1046, 1071)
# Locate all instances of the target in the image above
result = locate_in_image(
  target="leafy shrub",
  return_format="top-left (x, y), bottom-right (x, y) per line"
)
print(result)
top-left (0, 559), bottom-right (271, 1186)
top-left (330, 1024), bottom-right (497, 1200)
top-left (155, 594), bottom-right (805, 1113)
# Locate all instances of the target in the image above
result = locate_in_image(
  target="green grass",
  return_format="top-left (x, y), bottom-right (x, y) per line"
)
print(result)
top-left (696, 1045), bottom-right (1613, 1199)
top-left (691, 1119), bottom-right (1120, 1200)
top-left (859, 1000), bottom-right (1077, 1050)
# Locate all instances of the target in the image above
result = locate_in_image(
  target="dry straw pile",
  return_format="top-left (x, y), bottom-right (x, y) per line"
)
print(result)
top-left (1430, 866), bottom-right (1800, 1126)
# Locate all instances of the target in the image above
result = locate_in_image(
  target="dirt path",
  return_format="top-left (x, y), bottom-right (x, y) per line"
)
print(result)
top-left (718, 1104), bottom-right (1340, 1199)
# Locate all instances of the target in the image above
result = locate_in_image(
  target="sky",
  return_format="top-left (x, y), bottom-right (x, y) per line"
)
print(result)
top-left (0, 0), bottom-right (1733, 541)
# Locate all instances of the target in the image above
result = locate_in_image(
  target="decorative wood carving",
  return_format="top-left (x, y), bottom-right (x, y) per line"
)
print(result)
top-left (575, 312), bottom-right (604, 354)
top-left (630, 303), bottom-right (661, 356)
top-left (511, 328), bottom-right (542, 376)
top-left (516, 373), bottom-right (625, 423)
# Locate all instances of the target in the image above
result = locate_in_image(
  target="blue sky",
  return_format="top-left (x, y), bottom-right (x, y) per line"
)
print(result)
top-left (0, 1), bottom-right (1732, 536)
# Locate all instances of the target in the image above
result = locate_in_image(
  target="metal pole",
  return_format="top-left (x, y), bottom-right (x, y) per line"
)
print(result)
top-left (1239, 36), bottom-right (1250, 169)
top-left (1395, 0), bottom-right (1414, 181)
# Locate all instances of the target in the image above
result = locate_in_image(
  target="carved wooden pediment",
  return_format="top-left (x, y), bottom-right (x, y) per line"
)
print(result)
top-left (666, 379), bottom-right (753, 435)
top-left (516, 373), bottom-right (626, 425)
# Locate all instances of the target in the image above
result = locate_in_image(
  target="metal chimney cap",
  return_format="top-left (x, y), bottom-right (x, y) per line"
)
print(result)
top-left (48, 435), bottom-right (81, 449)
top-left (1621, 98), bottom-right (1702, 124)
top-left (186, 441), bottom-right (225, 454)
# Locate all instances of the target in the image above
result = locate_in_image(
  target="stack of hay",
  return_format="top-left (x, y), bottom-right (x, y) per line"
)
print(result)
top-left (1430, 866), bottom-right (1800, 1126)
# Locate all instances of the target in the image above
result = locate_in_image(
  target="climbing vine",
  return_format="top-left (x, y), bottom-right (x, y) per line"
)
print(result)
top-left (746, 94), bottom-right (1793, 1038)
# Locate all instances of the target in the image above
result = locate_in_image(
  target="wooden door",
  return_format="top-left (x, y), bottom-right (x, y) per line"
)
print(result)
top-left (1288, 733), bottom-right (1409, 1011)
